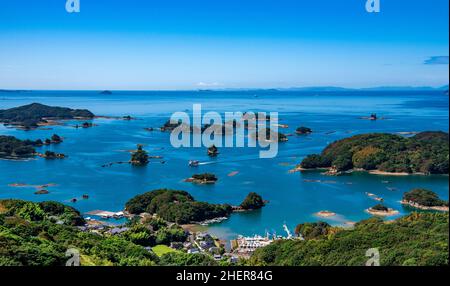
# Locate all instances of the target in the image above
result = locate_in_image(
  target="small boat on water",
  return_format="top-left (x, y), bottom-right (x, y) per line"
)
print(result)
top-left (189, 160), bottom-right (200, 167)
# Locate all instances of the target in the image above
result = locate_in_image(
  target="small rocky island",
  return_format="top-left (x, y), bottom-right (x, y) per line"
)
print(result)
top-left (297, 131), bottom-right (449, 175)
top-left (160, 119), bottom-right (183, 132)
top-left (207, 145), bottom-right (219, 157)
top-left (185, 173), bottom-right (218, 184)
top-left (0, 103), bottom-right (95, 129)
top-left (130, 144), bottom-right (149, 166)
top-left (296, 126), bottom-right (313, 135)
top-left (0, 135), bottom-right (38, 158)
top-left (366, 204), bottom-right (399, 216)
top-left (39, 151), bottom-right (67, 160)
top-left (401, 189), bottom-right (449, 212)
top-left (239, 192), bottom-right (266, 210)
top-left (0, 134), bottom-right (68, 160)
top-left (251, 128), bottom-right (288, 142)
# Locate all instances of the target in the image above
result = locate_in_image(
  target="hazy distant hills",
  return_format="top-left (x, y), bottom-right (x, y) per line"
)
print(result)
top-left (276, 85), bottom-right (449, 92)
top-left (215, 85), bottom-right (449, 92)
top-left (1, 85), bottom-right (448, 93)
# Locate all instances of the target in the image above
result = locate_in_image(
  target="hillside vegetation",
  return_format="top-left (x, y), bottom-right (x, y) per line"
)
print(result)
top-left (0, 103), bottom-right (94, 128)
top-left (300, 132), bottom-right (449, 174)
top-left (0, 199), bottom-right (216, 266)
top-left (249, 213), bottom-right (449, 266)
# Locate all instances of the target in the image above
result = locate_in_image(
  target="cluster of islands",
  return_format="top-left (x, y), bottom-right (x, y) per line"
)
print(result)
top-left (0, 102), bottom-right (449, 266)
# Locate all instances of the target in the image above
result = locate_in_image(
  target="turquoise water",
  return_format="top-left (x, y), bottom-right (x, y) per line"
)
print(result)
top-left (0, 90), bottom-right (448, 241)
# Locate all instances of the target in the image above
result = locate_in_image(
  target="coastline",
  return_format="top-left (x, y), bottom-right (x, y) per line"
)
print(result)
top-left (365, 208), bottom-right (400, 217)
top-left (401, 200), bottom-right (449, 212)
top-left (291, 166), bottom-right (443, 177)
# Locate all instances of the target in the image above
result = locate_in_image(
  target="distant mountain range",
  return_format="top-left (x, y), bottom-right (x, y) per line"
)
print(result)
top-left (209, 85), bottom-right (449, 92)
top-left (242, 85), bottom-right (449, 92)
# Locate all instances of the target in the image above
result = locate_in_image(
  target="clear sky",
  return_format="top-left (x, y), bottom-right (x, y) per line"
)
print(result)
top-left (0, 0), bottom-right (448, 90)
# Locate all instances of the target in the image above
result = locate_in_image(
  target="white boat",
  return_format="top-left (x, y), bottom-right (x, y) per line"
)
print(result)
top-left (189, 160), bottom-right (200, 167)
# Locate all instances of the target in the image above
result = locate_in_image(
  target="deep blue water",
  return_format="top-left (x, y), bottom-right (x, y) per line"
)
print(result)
top-left (0, 90), bottom-right (448, 241)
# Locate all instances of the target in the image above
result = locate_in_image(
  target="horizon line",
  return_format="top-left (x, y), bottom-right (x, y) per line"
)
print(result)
top-left (1, 84), bottom-right (449, 93)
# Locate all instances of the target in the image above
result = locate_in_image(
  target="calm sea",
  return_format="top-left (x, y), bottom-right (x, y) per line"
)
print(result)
top-left (0, 90), bottom-right (448, 241)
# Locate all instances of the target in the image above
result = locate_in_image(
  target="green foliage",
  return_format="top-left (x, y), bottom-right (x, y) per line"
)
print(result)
top-left (155, 225), bottom-right (187, 245)
top-left (0, 200), bottom-right (159, 266)
top-left (371, 204), bottom-right (389, 212)
top-left (121, 224), bottom-right (156, 247)
top-left (249, 213), bottom-right (449, 266)
top-left (296, 127), bottom-right (312, 134)
top-left (403, 189), bottom-right (448, 207)
top-left (253, 128), bottom-right (287, 142)
top-left (1, 200), bottom-right (85, 226)
top-left (160, 119), bottom-right (183, 131)
top-left (125, 189), bottom-right (232, 224)
top-left (131, 144), bottom-right (149, 165)
top-left (152, 244), bottom-right (179, 257)
top-left (0, 135), bottom-right (36, 157)
top-left (294, 221), bottom-right (331, 240)
top-left (192, 173), bottom-right (218, 182)
top-left (300, 132), bottom-right (449, 173)
top-left (300, 154), bottom-right (331, 169)
top-left (0, 103), bottom-right (94, 128)
top-left (240, 192), bottom-right (265, 210)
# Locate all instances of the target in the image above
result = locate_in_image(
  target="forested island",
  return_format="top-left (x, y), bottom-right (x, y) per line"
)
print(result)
top-left (296, 126), bottom-right (313, 135)
top-left (1, 134), bottom-right (66, 159)
top-left (402, 189), bottom-right (449, 211)
top-left (125, 189), bottom-right (233, 224)
top-left (186, 173), bottom-right (218, 184)
top-left (0, 103), bottom-right (94, 129)
top-left (366, 204), bottom-right (399, 216)
top-left (130, 144), bottom-right (149, 165)
top-left (251, 128), bottom-right (288, 142)
top-left (240, 192), bottom-right (266, 210)
top-left (249, 212), bottom-right (449, 266)
top-left (298, 131), bottom-right (449, 175)
top-left (0, 135), bottom-right (37, 158)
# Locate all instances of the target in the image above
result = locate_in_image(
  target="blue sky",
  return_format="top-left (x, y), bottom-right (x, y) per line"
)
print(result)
top-left (0, 0), bottom-right (448, 90)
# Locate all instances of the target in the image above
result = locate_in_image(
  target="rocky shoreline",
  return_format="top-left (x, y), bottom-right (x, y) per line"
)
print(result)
top-left (401, 200), bottom-right (449, 212)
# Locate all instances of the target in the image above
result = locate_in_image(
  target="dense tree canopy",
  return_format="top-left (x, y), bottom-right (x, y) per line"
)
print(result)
top-left (403, 189), bottom-right (448, 207)
top-left (192, 173), bottom-right (218, 182)
top-left (294, 221), bottom-right (333, 240)
top-left (300, 132), bottom-right (449, 174)
top-left (371, 204), bottom-right (389, 212)
top-left (0, 103), bottom-right (94, 128)
top-left (131, 144), bottom-right (149, 165)
top-left (0, 136), bottom-right (38, 158)
top-left (125, 189), bottom-right (232, 224)
top-left (249, 213), bottom-right (449, 266)
top-left (240, 192), bottom-right (266, 210)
